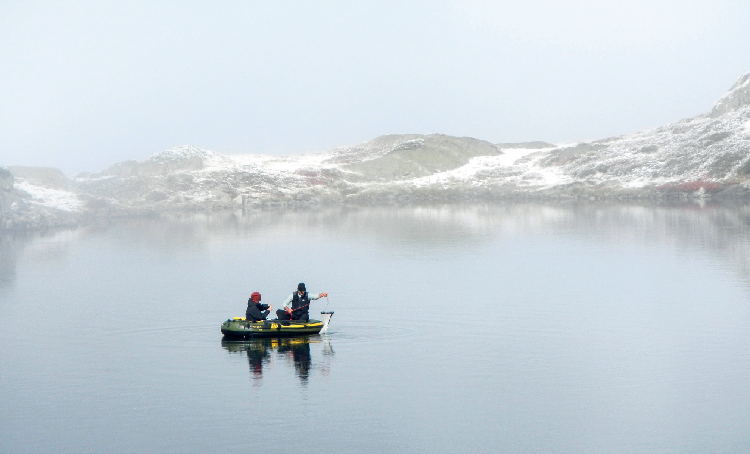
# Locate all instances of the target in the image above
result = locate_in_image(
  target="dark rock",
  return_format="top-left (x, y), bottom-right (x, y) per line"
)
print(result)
top-left (0, 167), bottom-right (13, 191)
top-left (540, 143), bottom-right (607, 167)
top-left (0, 167), bottom-right (16, 218)
top-left (700, 131), bottom-right (732, 147)
top-left (714, 184), bottom-right (750, 198)
top-left (738, 159), bottom-right (750, 176)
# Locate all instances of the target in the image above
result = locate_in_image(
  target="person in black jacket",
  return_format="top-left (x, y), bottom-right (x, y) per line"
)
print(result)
top-left (246, 292), bottom-right (272, 322)
top-left (276, 283), bottom-right (327, 322)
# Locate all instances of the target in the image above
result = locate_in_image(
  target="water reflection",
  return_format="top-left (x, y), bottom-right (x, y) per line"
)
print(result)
top-left (0, 233), bottom-right (17, 288)
top-left (0, 229), bottom-right (83, 291)
top-left (90, 203), bottom-right (750, 285)
top-left (5, 202), bottom-right (750, 288)
top-left (221, 335), bottom-right (334, 384)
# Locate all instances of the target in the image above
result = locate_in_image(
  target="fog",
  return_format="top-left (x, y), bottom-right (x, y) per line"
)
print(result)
top-left (1, 0), bottom-right (750, 175)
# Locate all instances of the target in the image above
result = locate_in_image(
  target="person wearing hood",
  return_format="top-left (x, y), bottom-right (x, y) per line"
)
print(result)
top-left (276, 283), bottom-right (328, 322)
top-left (246, 292), bottom-right (272, 322)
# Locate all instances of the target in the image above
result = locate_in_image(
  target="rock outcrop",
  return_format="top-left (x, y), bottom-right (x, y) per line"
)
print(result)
top-left (341, 134), bottom-right (502, 181)
top-left (0, 167), bottom-right (15, 217)
top-left (7, 166), bottom-right (69, 189)
top-left (82, 145), bottom-right (213, 178)
top-left (711, 72), bottom-right (750, 118)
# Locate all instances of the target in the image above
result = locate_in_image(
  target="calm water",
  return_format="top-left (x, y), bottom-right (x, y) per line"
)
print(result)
top-left (2, 203), bottom-right (750, 454)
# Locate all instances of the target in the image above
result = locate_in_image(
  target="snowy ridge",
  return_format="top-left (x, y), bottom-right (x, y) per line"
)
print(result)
top-left (66, 73), bottom-right (750, 211)
top-left (547, 106), bottom-right (750, 188)
top-left (711, 71), bottom-right (750, 117)
top-left (148, 145), bottom-right (216, 163)
top-left (3, 71), bottom-right (750, 229)
top-left (322, 135), bottom-right (430, 165)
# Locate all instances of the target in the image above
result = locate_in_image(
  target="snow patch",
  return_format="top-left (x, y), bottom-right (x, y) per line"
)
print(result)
top-left (410, 147), bottom-right (566, 187)
top-left (15, 181), bottom-right (83, 212)
top-left (490, 147), bottom-right (548, 167)
top-left (217, 152), bottom-right (333, 174)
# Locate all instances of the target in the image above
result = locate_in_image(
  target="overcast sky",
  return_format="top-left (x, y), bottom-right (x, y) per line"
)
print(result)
top-left (1, 0), bottom-right (750, 175)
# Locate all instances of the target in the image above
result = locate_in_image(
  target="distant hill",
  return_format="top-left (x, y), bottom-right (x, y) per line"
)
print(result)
top-left (2, 71), bottom-right (750, 229)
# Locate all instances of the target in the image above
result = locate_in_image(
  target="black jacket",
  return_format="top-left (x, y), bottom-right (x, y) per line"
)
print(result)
top-left (246, 300), bottom-right (271, 322)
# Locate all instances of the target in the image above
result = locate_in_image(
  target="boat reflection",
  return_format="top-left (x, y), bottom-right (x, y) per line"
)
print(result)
top-left (221, 335), bottom-right (334, 384)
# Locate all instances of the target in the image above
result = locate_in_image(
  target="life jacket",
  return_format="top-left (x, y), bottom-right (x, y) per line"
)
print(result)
top-left (291, 291), bottom-right (311, 318)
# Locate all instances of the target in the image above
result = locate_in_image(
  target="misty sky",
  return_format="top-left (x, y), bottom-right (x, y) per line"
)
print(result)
top-left (2, 0), bottom-right (750, 175)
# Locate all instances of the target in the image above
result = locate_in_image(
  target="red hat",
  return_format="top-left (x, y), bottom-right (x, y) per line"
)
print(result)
top-left (250, 292), bottom-right (261, 303)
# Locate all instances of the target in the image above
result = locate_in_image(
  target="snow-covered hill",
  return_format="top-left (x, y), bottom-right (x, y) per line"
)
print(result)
top-left (3, 71), bottom-right (750, 229)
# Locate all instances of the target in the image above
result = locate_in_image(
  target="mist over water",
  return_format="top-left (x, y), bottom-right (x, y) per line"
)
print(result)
top-left (1, 202), bottom-right (750, 453)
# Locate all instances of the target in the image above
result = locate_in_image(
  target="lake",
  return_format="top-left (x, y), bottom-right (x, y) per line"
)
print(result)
top-left (2, 202), bottom-right (750, 453)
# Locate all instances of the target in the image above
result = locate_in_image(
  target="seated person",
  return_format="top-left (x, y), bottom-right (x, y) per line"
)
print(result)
top-left (246, 292), bottom-right (272, 322)
top-left (276, 283), bottom-right (327, 322)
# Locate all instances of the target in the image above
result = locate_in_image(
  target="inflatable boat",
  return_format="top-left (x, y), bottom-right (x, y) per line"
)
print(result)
top-left (221, 311), bottom-right (334, 338)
